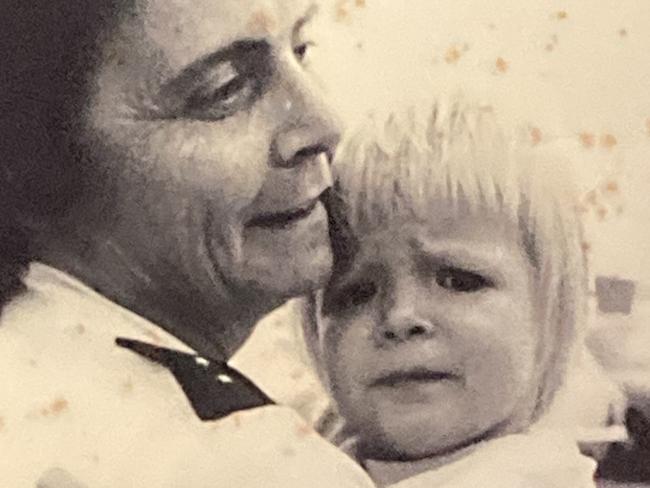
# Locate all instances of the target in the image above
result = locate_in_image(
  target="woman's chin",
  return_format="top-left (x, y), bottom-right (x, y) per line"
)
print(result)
top-left (239, 244), bottom-right (333, 300)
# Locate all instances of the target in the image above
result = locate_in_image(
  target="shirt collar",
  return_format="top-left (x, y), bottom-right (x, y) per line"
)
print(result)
top-left (25, 262), bottom-right (196, 355)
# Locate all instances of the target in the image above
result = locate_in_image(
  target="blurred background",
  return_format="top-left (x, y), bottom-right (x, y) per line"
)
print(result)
top-left (233, 1), bottom-right (650, 484)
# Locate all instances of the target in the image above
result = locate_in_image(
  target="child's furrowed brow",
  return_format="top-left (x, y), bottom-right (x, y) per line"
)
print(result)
top-left (408, 238), bottom-right (509, 281)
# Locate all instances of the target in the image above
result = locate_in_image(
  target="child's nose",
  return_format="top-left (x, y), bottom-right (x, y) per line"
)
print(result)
top-left (374, 273), bottom-right (437, 346)
top-left (374, 313), bottom-right (436, 346)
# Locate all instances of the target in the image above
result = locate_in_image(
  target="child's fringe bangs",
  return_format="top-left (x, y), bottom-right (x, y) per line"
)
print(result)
top-left (337, 101), bottom-right (535, 236)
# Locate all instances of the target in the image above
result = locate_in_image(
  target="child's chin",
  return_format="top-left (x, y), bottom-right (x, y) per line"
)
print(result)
top-left (357, 407), bottom-right (459, 459)
top-left (359, 425), bottom-right (452, 461)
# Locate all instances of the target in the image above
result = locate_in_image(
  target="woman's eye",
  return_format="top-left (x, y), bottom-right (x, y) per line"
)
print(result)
top-left (156, 41), bottom-right (273, 121)
top-left (293, 41), bottom-right (315, 63)
top-left (171, 59), bottom-right (263, 120)
top-left (435, 267), bottom-right (492, 293)
top-left (183, 74), bottom-right (250, 118)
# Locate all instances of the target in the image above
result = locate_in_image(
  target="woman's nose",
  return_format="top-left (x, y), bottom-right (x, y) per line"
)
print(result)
top-left (270, 61), bottom-right (342, 169)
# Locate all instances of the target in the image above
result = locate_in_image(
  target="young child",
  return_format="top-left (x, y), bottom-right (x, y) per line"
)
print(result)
top-left (303, 96), bottom-right (603, 487)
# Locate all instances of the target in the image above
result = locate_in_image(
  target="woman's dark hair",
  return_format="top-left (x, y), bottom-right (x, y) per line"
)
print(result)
top-left (0, 225), bottom-right (30, 311)
top-left (0, 1), bottom-right (134, 307)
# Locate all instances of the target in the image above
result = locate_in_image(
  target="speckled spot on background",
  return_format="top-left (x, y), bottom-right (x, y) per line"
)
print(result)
top-left (335, 0), bottom-right (349, 22)
top-left (247, 9), bottom-right (276, 35)
top-left (580, 132), bottom-right (596, 148)
top-left (495, 57), bottom-right (508, 73)
top-left (530, 127), bottom-right (542, 145)
top-left (445, 46), bottom-right (462, 64)
top-left (334, 0), bottom-right (365, 23)
top-left (41, 398), bottom-right (69, 417)
top-left (600, 133), bottom-right (618, 149)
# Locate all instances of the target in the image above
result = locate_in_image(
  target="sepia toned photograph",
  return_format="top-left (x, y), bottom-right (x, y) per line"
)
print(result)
top-left (1, 1), bottom-right (649, 486)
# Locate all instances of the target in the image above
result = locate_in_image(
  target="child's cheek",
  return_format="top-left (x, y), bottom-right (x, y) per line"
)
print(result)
top-left (323, 314), bottom-right (375, 386)
top-left (452, 294), bottom-right (537, 417)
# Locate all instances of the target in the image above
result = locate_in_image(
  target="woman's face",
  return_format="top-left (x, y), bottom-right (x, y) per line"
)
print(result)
top-left (85, 0), bottom-right (341, 301)
top-left (318, 208), bottom-right (541, 460)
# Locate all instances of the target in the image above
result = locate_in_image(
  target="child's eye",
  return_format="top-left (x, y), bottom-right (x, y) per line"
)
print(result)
top-left (323, 280), bottom-right (377, 316)
top-left (435, 267), bottom-right (492, 293)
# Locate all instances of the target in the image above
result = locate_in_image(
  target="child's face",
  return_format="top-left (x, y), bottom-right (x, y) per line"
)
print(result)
top-left (319, 206), bottom-right (540, 460)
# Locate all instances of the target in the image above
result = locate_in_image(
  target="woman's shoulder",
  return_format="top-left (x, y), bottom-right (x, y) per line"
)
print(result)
top-left (0, 268), bottom-right (193, 486)
top-left (0, 270), bottom-right (378, 488)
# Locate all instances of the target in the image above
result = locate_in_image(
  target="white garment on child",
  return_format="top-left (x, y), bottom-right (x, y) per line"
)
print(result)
top-left (365, 429), bottom-right (597, 488)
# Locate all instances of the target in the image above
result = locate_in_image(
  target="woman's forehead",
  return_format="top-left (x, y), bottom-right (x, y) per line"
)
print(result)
top-left (115, 0), bottom-right (317, 72)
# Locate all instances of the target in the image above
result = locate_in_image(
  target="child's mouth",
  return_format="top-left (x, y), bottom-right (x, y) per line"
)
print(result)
top-left (371, 368), bottom-right (458, 388)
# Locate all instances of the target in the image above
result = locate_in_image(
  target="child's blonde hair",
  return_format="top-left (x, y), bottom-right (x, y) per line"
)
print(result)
top-left (306, 93), bottom-right (589, 427)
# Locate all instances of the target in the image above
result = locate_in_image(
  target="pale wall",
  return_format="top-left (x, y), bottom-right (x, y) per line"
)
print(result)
top-left (234, 0), bottom-right (650, 420)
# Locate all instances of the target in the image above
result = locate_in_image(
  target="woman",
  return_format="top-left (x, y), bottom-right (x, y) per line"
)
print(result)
top-left (0, 1), bottom-right (375, 486)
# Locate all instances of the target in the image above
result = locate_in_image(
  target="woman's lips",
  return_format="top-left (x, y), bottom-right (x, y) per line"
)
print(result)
top-left (246, 196), bottom-right (321, 229)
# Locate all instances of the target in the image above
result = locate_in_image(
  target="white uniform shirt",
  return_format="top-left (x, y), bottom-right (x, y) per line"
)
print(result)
top-left (0, 263), bottom-right (375, 488)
